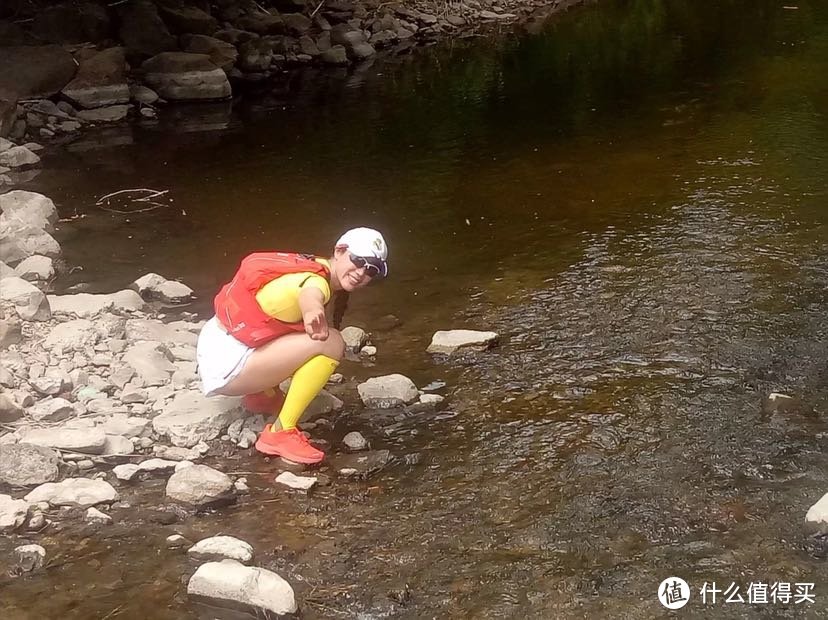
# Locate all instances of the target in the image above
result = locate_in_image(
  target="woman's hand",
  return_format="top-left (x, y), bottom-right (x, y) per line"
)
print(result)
top-left (298, 286), bottom-right (329, 341)
top-left (303, 307), bottom-right (329, 340)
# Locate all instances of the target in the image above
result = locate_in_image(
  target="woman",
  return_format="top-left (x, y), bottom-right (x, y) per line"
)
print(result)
top-left (196, 227), bottom-right (388, 464)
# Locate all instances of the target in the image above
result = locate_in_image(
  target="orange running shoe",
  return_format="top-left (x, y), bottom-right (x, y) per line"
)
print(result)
top-left (242, 390), bottom-right (285, 414)
top-left (254, 426), bottom-right (324, 464)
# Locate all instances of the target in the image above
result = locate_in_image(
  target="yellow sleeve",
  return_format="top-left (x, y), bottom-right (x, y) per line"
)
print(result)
top-left (255, 272), bottom-right (332, 323)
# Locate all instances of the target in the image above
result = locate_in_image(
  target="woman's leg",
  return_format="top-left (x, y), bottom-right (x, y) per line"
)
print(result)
top-left (216, 330), bottom-right (345, 397)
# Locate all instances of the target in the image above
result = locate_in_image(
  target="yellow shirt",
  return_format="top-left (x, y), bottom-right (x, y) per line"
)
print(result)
top-left (254, 258), bottom-right (331, 323)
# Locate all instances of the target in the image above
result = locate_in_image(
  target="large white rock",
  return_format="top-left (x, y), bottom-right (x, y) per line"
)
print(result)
top-left (0, 276), bottom-right (50, 320)
top-left (426, 329), bottom-right (499, 354)
top-left (17, 427), bottom-right (107, 454)
top-left (357, 374), bottom-right (419, 408)
top-left (0, 494), bottom-right (30, 532)
top-left (165, 464), bottom-right (233, 505)
top-left (187, 536), bottom-right (253, 563)
top-left (25, 478), bottom-right (118, 507)
top-left (340, 325), bottom-right (367, 352)
top-left (0, 191), bottom-right (58, 232)
top-left (806, 492), bottom-right (828, 527)
top-left (187, 559), bottom-right (297, 616)
top-left (27, 396), bottom-right (75, 422)
top-left (42, 318), bottom-right (98, 352)
top-left (152, 391), bottom-right (242, 447)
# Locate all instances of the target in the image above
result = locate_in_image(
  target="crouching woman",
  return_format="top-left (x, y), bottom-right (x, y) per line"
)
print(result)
top-left (196, 227), bottom-right (388, 464)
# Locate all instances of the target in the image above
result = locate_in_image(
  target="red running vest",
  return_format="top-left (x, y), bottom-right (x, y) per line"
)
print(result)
top-left (214, 252), bottom-right (330, 347)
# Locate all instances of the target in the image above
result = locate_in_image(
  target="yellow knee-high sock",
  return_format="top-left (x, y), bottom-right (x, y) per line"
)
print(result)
top-left (276, 355), bottom-right (339, 431)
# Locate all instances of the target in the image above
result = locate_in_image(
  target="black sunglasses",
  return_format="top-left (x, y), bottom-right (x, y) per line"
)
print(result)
top-left (349, 254), bottom-right (386, 278)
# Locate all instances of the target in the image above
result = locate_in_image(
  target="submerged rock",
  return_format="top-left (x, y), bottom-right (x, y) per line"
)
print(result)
top-left (330, 450), bottom-right (391, 479)
top-left (187, 559), bottom-right (297, 616)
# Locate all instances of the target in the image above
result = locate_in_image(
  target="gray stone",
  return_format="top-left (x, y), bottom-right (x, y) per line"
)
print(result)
top-left (187, 560), bottom-right (297, 616)
top-left (118, 0), bottom-right (177, 58)
top-left (331, 450), bottom-right (391, 479)
top-left (0, 393), bottom-right (24, 422)
top-left (0, 146), bottom-right (39, 168)
top-left (85, 507), bottom-right (112, 524)
top-left (0, 225), bottom-right (61, 265)
top-left (130, 84), bottom-right (159, 105)
top-left (28, 396), bottom-right (75, 421)
top-left (0, 276), bottom-right (50, 321)
top-left (0, 444), bottom-right (60, 486)
top-left (180, 35), bottom-right (238, 72)
top-left (43, 318), bottom-right (98, 352)
top-left (18, 427), bottom-right (107, 454)
top-left (123, 341), bottom-right (177, 386)
top-left (357, 374), bottom-right (419, 408)
top-left (142, 52), bottom-right (231, 101)
top-left (340, 325), bottom-right (367, 352)
top-left (152, 391), bottom-right (243, 447)
top-left (0, 46), bottom-right (77, 100)
top-left (342, 431), bottom-right (369, 452)
top-left (101, 435), bottom-right (135, 456)
top-left (62, 48), bottom-right (130, 109)
top-left (0, 494), bottom-right (29, 532)
top-left (275, 471), bottom-right (316, 490)
top-left (153, 444), bottom-right (202, 461)
top-left (165, 464), bottom-right (233, 505)
top-left (0, 191), bottom-right (58, 232)
top-left (25, 478), bottom-right (118, 507)
top-left (124, 318), bottom-right (197, 346)
top-left (158, 4), bottom-right (218, 35)
top-left (131, 272), bottom-right (194, 303)
top-left (321, 45), bottom-right (348, 65)
top-left (76, 105), bottom-right (130, 123)
top-left (13, 544), bottom-right (45, 573)
top-left (14, 255), bottom-right (54, 281)
top-left (427, 329), bottom-right (499, 354)
top-left (188, 536), bottom-right (253, 563)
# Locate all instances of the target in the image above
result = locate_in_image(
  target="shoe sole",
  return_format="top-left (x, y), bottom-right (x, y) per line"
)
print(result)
top-left (254, 438), bottom-right (324, 464)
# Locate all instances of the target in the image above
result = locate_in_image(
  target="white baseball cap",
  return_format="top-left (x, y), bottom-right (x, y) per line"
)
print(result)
top-left (336, 227), bottom-right (389, 277)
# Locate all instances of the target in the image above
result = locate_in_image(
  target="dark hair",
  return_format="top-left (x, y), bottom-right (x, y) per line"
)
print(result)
top-left (332, 290), bottom-right (349, 330)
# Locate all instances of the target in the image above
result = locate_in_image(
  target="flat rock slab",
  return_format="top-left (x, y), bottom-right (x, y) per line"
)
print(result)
top-left (153, 391), bottom-right (242, 447)
top-left (427, 329), bottom-right (499, 354)
top-left (187, 559), bottom-right (297, 616)
top-left (17, 427), bottom-right (107, 454)
top-left (25, 477), bottom-right (118, 507)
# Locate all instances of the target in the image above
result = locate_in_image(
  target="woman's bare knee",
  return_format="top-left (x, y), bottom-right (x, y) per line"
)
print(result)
top-left (323, 329), bottom-right (346, 360)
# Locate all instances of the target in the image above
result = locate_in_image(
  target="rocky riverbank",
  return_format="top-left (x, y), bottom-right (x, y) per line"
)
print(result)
top-left (0, 187), bottom-right (504, 616)
top-left (0, 0), bottom-right (585, 156)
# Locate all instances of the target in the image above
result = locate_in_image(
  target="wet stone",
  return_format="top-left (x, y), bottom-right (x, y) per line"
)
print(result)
top-left (330, 450), bottom-right (391, 479)
top-left (12, 544), bottom-right (45, 575)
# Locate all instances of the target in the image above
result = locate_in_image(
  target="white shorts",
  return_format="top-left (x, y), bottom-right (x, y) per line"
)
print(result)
top-left (196, 316), bottom-right (255, 396)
